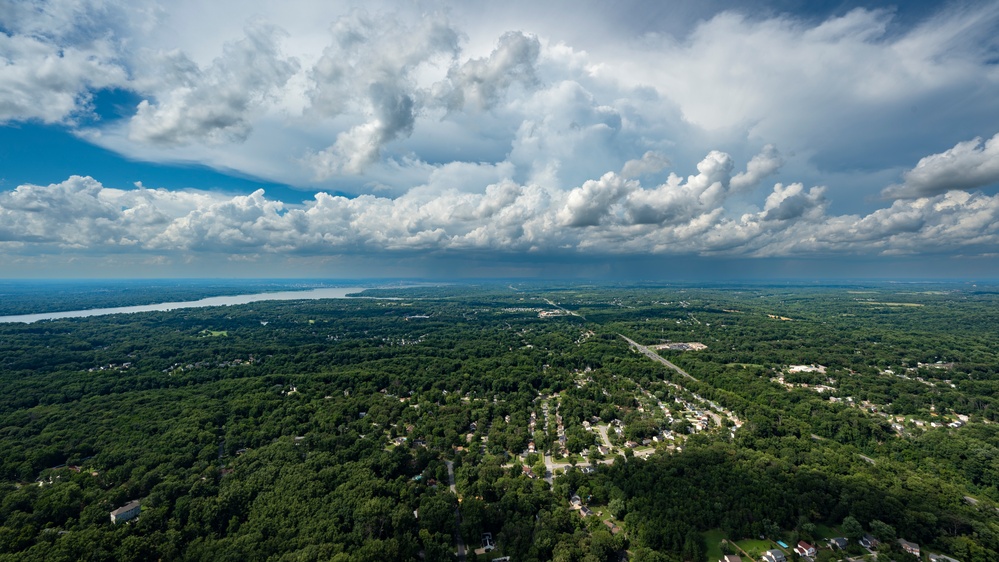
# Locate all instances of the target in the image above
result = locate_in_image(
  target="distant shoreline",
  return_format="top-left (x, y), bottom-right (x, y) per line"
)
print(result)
top-left (0, 287), bottom-right (368, 324)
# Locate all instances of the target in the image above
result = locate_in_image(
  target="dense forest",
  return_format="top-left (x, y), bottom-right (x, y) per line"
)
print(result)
top-left (2, 282), bottom-right (999, 561)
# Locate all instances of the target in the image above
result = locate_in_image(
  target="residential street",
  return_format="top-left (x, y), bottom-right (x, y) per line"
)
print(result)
top-left (445, 461), bottom-right (466, 561)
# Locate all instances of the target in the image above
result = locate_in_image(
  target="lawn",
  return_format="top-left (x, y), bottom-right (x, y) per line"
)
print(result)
top-left (702, 529), bottom-right (727, 560)
top-left (813, 523), bottom-right (839, 540)
top-left (735, 538), bottom-right (775, 558)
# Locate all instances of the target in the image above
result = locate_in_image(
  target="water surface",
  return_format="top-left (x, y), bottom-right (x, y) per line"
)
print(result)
top-left (0, 287), bottom-right (365, 323)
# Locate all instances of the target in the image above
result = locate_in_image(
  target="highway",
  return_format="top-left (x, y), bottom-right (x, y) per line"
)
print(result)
top-left (620, 334), bottom-right (729, 428)
top-left (619, 334), bottom-right (697, 382)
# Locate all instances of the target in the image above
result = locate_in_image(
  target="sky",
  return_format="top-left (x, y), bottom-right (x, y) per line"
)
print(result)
top-left (2, 0), bottom-right (999, 280)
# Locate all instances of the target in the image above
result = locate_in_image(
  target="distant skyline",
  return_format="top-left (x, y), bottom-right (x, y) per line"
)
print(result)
top-left (2, 0), bottom-right (999, 279)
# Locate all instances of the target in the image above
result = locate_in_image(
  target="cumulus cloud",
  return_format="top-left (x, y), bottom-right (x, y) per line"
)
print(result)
top-left (622, 151), bottom-right (733, 225)
top-left (2, 0), bottom-right (999, 277)
top-left (731, 144), bottom-right (783, 191)
top-left (0, 176), bottom-right (223, 247)
top-left (764, 190), bottom-right (999, 257)
top-left (614, 5), bottom-right (999, 172)
top-left (883, 133), bottom-right (999, 198)
top-left (127, 22), bottom-right (299, 145)
top-left (621, 151), bottom-right (671, 178)
top-left (438, 31), bottom-right (541, 111)
top-left (306, 84), bottom-right (417, 175)
top-left (6, 146), bottom-right (997, 264)
top-left (507, 80), bottom-right (625, 188)
top-left (760, 183), bottom-right (826, 222)
top-left (557, 173), bottom-right (636, 227)
top-left (305, 11), bottom-right (460, 177)
top-left (0, 32), bottom-right (127, 124)
top-left (1, 0), bottom-right (993, 208)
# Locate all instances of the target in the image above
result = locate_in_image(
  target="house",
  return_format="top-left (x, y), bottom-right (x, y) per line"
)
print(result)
top-left (860, 535), bottom-right (880, 548)
top-left (899, 539), bottom-right (920, 556)
top-left (762, 549), bottom-right (786, 562)
top-left (928, 554), bottom-right (961, 562)
top-left (110, 500), bottom-right (141, 524)
top-left (579, 506), bottom-right (593, 517)
top-left (828, 537), bottom-right (848, 550)
top-left (794, 541), bottom-right (816, 557)
top-left (481, 532), bottom-right (494, 551)
top-left (721, 555), bottom-right (742, 562)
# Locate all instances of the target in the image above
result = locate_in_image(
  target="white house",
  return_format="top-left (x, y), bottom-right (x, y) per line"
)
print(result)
top-left (794, 540), bottom-right (816, 557)
top-left (110, 500), bottom-right (141, 524)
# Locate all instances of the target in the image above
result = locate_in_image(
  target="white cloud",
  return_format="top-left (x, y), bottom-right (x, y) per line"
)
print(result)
top-left (127, 22), bottom-right (299, 145)
top-left (438, 31), bottom-right (541, 112)
top-left (2, 0), bottom-right (999, 276)
top-left (622, 150), bottom-right (732, 225)
top-left (557, 173), bottom-right (636, 227)
top-left (731, 144), bottom-right (782, 191)
top-left (883, 133), bottom-right (999, 198)
top-left (611, 6), bottom-right (999, 174)
top-left (0, 176), bottom-right (224, 247)
top-left (621, 151), bottom-right (670, 179)
top-left (5, 144), bottom-right (999, 264)
top-left (0, 32), bottom-right (127, 124)
top-left (760, 182), bottom-right (826, 222)
top-left (304, 11), bottom-right (460, 177)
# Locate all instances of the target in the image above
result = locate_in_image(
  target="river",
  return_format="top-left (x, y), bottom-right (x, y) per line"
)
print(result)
top-left (0, 287), bottom-right (368, 323)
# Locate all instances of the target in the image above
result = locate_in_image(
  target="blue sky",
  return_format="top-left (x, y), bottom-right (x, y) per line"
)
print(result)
top-left (2, 0), bottom-right (999, 279)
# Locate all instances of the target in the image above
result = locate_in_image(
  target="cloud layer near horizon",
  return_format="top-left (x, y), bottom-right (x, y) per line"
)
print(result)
top-left (2, 143), bottom-right (997, 262)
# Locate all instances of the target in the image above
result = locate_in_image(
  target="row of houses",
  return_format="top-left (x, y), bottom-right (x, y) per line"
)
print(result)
top-left (752, 535), bottom-right (958, 562)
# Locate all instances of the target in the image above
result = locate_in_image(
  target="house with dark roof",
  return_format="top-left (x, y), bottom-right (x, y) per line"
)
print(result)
top-left (860, 534), bottom-right (880, 548)
top-left (899, 539), bottom-right (920, 556)
top-left (828, 537), bottom-right (848, 550)
top-left (762, 549), bottom-right (786, 562)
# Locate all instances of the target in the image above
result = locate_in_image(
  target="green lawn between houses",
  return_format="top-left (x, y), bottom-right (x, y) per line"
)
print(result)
top-left (702, 528), bottom-right (727, 560)
top-left (736, 538), bottom-right (776, 559)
